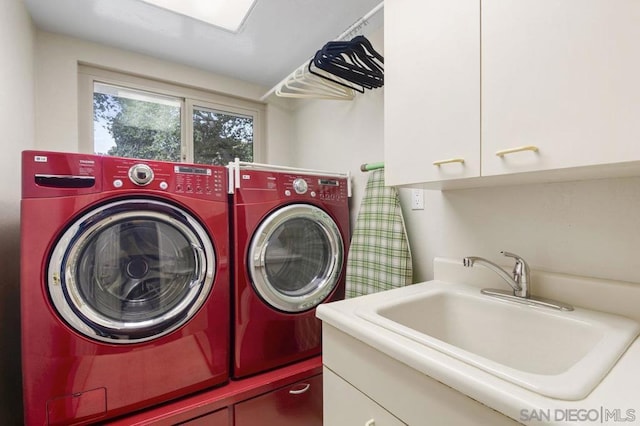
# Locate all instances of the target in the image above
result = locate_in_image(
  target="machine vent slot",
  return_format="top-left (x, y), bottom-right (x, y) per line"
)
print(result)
top-left (35, 174), bottom-right (96, 188)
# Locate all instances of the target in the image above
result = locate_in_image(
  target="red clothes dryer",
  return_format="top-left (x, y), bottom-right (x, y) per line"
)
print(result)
top-left (20, 151), bottom-right (230, 426)
top-left (229, 162), bottom-right (350, 379)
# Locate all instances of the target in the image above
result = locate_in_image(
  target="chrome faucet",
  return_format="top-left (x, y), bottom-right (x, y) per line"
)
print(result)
top-left (463, 251), bottom-right (573, 311)
top-left (463, 251), bottom-right (530, 298)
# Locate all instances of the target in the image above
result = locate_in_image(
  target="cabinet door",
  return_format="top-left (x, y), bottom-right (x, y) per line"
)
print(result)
top-left (482, 0), bottom-right (640, 176)
top-left (323, 368), bottom-right (406, 426)
top-left (234, 374), bottom-right (322, 426)
top-left (384, 0), bottom-right (480, 186)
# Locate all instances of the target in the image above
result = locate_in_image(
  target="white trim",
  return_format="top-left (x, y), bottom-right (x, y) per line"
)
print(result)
top-left (234, 160), bottom-right (349, 178)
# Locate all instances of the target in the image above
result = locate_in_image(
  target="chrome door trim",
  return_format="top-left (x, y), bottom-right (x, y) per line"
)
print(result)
top-left (47, 198), bottom-right (215, 344)
top-left (248, 203), bottom-right (344, 312)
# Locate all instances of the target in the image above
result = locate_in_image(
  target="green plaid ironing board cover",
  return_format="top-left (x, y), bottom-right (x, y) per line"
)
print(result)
top-left (346, 169), bottom-right (412, 297)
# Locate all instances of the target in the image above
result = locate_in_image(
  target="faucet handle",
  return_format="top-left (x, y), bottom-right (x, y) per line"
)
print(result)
top-left (501, 251), bottom-right (521, 261)
top-left (500, 251), bottom-right (530, 296)
top-left (501, 251), bottom-right (529, 271)
top-left (466, 252), bottom-right (527, 270)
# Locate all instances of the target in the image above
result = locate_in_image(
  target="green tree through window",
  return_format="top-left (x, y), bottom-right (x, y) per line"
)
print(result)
top-left (193, 107), bottom-right (253, 165)
top-left (93, 83), bottom-right (254, 164)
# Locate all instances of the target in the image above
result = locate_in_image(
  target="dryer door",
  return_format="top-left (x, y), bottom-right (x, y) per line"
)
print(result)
top-left (48, 198), bottom-right (215, 344)
top-left (248, 204), bottom-right (344, 312)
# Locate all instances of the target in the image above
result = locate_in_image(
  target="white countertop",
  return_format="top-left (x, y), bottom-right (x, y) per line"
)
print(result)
top-left (317, 259), bottom-right (640, 425)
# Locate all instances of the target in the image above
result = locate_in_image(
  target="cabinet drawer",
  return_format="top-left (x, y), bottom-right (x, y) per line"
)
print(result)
top-left (234, 374), bottom-right (322, 426)
top-left (178, 407), bottom-right (229, 426)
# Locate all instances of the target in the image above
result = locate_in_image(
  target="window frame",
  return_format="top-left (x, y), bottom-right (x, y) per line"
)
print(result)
top-left (78, 64), bottom-right (265, 163)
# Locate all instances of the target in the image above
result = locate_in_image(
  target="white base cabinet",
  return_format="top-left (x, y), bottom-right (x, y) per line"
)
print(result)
top-left (322, 325), bottom-right (520, 426)
top-left (324, 368), bottom-right (405, 426)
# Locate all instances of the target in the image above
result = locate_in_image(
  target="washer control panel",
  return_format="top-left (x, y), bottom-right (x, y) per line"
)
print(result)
top-left (292, 178), bottom-right (308, 194)
top-left (128, 164), bottom-right (154, 186)
top-left (103, 157), bottom-right (226, 200)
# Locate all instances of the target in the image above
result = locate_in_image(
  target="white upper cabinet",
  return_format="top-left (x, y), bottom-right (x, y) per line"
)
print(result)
top-left (482, 0), bottom-right (640, 177)
top-left (385, 0), bottom-right (640, 187)
top-left (384, 0), bottom-right (480, 186)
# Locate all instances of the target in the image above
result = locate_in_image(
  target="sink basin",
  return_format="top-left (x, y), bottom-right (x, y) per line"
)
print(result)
top-left (356, 282), bottom-right (640, 400)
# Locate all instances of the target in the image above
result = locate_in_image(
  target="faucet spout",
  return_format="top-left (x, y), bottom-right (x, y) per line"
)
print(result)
top-left (463, 256), bottom-right (526, 297)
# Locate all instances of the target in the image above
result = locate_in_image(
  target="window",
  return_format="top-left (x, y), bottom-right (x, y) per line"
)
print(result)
top-left (79, 65), bottom-right (263, 165)
top-left (94, 83), bottom-right (182, 161)
top-left (192, 105), bottom-right (254, 165)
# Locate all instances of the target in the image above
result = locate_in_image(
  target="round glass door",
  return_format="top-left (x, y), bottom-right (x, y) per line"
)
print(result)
top-left (48, 199), bottom-right (215, 344)
top-left (248, 204), bottom-right (344, 312)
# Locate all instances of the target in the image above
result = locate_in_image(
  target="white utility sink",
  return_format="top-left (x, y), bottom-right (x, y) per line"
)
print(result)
top-left (356, 282), bottom-right (640, 400)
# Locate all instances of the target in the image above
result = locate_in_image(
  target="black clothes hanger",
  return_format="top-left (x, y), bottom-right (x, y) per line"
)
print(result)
top-left (311, 36), bottom-right (384, 91)
top-left (308, 58), bottom-right (366, 94)
top-left (351, 35), bottom-right (385, 63)
top-left (314, 50), bottom-right (381, 90)
top-left (314, 49), bottom-right (375, 88)
top-left (322, 37), bottom-right (384, 72)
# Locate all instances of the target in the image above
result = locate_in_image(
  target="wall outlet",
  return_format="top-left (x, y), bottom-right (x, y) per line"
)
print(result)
top-left (411, 188), bottom-right (424, 210)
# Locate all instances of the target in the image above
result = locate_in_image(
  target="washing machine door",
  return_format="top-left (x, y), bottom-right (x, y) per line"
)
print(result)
top-left (48, 198), bottom-right (215, 344)
top-left (248, 203), bottom-right (344, 312)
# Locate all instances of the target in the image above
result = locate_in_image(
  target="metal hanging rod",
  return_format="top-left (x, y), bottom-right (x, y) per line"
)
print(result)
top-left (335, 1), bottom-right (384, 42)
top-left (260, 1), bottom-right (384, 101)
top-left (360, 161), bottom-right (384, 172)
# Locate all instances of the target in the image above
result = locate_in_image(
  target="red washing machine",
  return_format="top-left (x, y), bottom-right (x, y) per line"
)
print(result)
top-left (20, 151), bottom-right (230, 426)
top-left (229, 162), bottom-right (350, 379)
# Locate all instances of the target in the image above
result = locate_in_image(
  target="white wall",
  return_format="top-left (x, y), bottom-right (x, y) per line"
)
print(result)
top-left (404, 178), bottom-right (640, 284)
top-left (264, 97), bottom-right (296, 165)
top-left (34, 31), bottom-right (291, 154)
top-left (289, 90), bottom-right (384, 227)
top-left (0, 0), bottom-right (35, 423)
top-left (282, 26), bottom-right (640, 288)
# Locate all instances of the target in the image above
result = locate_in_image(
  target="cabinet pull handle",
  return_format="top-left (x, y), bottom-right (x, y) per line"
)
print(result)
top-left (495, 145), bottom-right (539, 157)
top-left (433, 158), bottom-right (465, 166)
top-left (365, 420), bottom-right (376, 426)
top-left (289, 383), bottom-right (311, 395)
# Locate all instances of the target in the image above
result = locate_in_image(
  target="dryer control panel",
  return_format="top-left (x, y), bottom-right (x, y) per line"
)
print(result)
top-left (235, 169), bottom-right (348, 203)
top-left (281, 175), bottom-right (348, 202)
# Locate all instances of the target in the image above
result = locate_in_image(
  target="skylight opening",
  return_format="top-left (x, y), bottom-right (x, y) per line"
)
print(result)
top-left (139, 0), bottom-right (257, 32)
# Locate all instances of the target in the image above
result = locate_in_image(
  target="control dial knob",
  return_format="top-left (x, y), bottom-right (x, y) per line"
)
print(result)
top-left (128, 164), bottom-right (154, 186)
top-left (292, 178), bottom-right (308, 194)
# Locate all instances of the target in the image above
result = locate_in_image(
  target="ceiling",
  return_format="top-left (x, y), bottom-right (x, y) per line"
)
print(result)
top-left (24, 0), bottom-right (384, 89)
